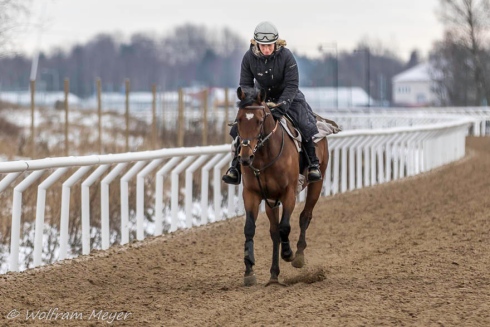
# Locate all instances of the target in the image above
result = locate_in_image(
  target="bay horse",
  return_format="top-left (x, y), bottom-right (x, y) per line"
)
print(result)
top-left (235, 86), bottom-right (329, 286)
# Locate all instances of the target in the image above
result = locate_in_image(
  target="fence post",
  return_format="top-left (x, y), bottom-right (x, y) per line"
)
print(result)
top-left (64, 78), bottom-right (70, 156)
top-left (224, 87), bottom-right (230, 144)
top-left (161, 89), bottom-right (167, 136)
top-left (97, 78), bottom-right (102, 154)
top-left (152, 84), bottom-right (157, 149)
top-left (202, 88), bottom-right (208, 146)
top-left (178, 88), bottom-right (184, 147)
top-left (30, 79), bottom-right (36, 158)
top-left (125, 78), bottom-right (130, 152)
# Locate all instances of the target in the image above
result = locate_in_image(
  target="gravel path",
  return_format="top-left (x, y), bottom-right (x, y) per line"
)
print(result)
top-left (1, 137), bottom-right (489, 327)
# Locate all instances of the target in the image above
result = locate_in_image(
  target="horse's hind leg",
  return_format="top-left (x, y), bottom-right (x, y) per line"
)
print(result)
top-left (292, 181), bottom-right (323, 268)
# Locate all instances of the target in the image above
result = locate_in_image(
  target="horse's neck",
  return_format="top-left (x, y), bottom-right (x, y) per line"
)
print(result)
top-left (256, 115), bottom-right (282, 159)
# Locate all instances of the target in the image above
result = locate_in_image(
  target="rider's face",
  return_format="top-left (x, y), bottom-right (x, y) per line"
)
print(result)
top-left (258, 43), bottom-right (275, 56)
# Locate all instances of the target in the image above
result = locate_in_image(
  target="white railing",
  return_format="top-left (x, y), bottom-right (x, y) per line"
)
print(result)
top-left (0, 113), bottom-right (474, 273)
top-left (136, 105), bottom-right (490, 136)
top-left (316, 107), bottom-right (490, 136)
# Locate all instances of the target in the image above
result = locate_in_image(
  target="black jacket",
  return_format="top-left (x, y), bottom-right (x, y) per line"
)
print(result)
top-left (239, 40), bottom-right (318, 140)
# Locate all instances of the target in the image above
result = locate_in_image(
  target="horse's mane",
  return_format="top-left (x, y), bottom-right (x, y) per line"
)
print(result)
top-left (237, 88), bottom-right (262, 108)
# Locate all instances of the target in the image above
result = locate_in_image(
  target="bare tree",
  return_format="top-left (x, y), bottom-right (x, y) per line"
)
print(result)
top-left (437, 0), bottom-right (490, 105)
top-left (431, 31), bottom-right (475, 106)
top-left (0, 0), bottom-right (30, 54)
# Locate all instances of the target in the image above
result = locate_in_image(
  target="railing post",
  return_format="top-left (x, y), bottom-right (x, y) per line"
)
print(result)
top-left (33, 167), bottom-right (68, 267)
top-left (10, 170), bottom-right (45, 272)
top-left (81, 165), bottom-right (110, 255)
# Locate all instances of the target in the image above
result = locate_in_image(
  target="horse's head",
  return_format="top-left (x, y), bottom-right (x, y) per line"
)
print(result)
top-left (236, 87), bottom-right (270, 166)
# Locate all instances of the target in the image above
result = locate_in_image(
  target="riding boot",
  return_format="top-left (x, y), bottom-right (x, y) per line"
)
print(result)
top-left (222, 145), bottom-right (241, 185)
top-left (303, 140), bottom-right (322, 183)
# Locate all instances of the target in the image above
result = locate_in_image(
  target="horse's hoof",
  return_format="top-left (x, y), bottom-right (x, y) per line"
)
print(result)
top-left (291, 253), bottom-right (305, 268)
top-left (281, 251), bottom-right (295, 262)
top-left (265, 279), bottom-right (287, 287)
top-left (243, 274), bottom-right (257, 287)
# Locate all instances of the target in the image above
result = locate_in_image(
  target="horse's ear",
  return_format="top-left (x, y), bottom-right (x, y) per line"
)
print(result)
top-left (258, 88), bottom-right (267, 103)
top-left (237, 87), bottom-right (245, 100)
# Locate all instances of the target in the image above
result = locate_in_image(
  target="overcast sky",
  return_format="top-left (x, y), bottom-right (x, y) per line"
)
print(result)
top-left (17, 0), bottom-right (444, 61)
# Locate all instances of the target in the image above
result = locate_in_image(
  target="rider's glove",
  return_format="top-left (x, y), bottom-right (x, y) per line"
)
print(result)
top-left (271, 108), bottom-right (284, 120)
top-left (268, 101), bottom-right (286, 120)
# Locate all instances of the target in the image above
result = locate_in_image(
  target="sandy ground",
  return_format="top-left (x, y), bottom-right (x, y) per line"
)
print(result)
top-left (1, 137), bottom-right (489, 327)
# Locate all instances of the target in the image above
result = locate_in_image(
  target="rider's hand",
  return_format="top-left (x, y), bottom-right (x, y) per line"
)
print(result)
top-left (271, 108), bottom-right (284, 120)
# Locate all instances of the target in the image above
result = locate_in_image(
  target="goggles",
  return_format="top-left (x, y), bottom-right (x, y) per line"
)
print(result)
top-left (254, 32), bottom-right (278, 43)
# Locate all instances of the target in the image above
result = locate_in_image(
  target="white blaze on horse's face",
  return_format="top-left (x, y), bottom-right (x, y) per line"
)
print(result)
top-left (245, 113), bottom-right (254, 120)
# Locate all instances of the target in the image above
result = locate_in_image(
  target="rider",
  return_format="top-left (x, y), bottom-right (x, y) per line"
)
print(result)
top-left (222, 21), bottom-right (322, 185)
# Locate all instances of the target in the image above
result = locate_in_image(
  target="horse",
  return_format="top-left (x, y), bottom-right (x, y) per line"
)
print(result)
top-left (235, 86), bottom-right (329, 286)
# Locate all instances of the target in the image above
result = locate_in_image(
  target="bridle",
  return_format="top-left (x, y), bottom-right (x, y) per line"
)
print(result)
top-left (238, 103), bottom-right (285, 209)
top-left (238, 104), bottom-right (283, 169)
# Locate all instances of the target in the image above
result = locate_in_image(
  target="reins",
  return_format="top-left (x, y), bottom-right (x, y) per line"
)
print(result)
top-left (240, 104), bottom-right (285, 209)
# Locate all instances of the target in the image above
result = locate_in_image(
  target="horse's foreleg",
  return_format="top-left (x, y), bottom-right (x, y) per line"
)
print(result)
top-left (265, 205), bottom-right (281, 285)
top-left (279, 192), bottom-right (296, 263)
top-left (243, 198), bottom-right (259, 286)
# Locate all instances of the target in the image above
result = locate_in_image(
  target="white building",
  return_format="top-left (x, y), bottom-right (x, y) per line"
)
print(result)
top-left (392, 62), bottom-right (439, 107)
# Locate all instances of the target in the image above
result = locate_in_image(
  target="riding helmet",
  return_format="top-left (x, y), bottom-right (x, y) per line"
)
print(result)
top-left (253, 21), bottom-right (279, 44)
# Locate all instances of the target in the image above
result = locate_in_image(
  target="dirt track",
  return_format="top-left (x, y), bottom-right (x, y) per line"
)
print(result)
top-left (1, 137), bottom-right (490, 327)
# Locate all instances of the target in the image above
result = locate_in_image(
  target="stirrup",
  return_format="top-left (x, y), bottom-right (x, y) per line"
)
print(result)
top-left (222, 167), bottom-right (241, 185)
top-left (307, 166), bottom-right (322, 183)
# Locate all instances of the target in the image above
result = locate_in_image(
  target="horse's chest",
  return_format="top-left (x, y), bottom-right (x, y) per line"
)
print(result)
top-left (242, 171), bottom-right (289, 196)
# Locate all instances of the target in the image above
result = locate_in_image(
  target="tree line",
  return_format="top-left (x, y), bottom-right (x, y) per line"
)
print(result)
top-left (0, 24), bottom-right (411, 104)
top-left (430, 0), bottom-right (490, 106)
top-left (1, 0), bottom-right (490, 106)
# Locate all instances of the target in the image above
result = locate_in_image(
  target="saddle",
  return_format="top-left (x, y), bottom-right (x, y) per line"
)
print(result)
top-left (279, 113), bottom-right (341, 152)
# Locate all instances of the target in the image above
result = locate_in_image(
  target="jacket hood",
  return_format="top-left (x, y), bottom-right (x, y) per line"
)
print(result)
top-left (250, 38), bottom-right (287, 57)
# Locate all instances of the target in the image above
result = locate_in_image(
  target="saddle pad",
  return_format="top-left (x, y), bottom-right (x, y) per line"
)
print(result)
top-left (313, 113), bottom-right (342, 143)
top-left (280, 114), bottom-right (342, 147)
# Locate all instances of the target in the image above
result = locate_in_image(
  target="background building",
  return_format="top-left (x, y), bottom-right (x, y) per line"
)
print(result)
top-left (392, 62), bottom-right (439, 107)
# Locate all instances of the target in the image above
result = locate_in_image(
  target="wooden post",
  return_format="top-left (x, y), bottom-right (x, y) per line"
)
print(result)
top-left (202, 88), bottom-right (208, 146)
top-left (125, 78), bottom-right (130, 152)
top-left (177, 88), bottom-right (184, 147)
top-left (64, 78), bottom-right (69, 156)
top-left (97, 78), bottom-right (102, 154)
top-left (151, 84), bottom-right (157, 149)
top-left (30, 80), bottom-right (36, 158)
top-left (224, 87), bottom-right (230, 144)
top-left (161, 89), bottom-right (166, 136)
